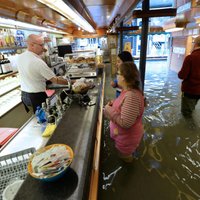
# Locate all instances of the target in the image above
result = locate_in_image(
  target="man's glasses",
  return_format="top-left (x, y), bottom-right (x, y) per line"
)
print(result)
top-left (33, 42), bottom-right (44, 47)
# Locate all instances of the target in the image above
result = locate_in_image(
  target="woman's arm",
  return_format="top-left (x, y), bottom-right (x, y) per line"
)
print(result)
top-left (104, 92), bottom-right (141, 128)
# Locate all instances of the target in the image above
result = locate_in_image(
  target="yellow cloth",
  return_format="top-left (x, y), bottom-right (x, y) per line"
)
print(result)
top-left (42, 124), bottom-right (57, 137)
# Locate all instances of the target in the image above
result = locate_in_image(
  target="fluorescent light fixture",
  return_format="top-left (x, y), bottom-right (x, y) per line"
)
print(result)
top-left (165, 27), bottom-right (184, 32)
top-left (163, 18), bottom-right (187, 33)
top-left (36, 0), bottom-right (95, 33)
top-left (0, 23), bottom-right (15, 28)
top-left (0, 17), bottom-right (66, 34)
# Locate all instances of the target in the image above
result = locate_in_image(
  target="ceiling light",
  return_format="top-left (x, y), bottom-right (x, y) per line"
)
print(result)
top-left (0, 23), bottom-right (15, 29)
top-left (165, 27), bottom-right (184, 32)
top-left (0, 17), bottom-right (66, 34)
top-left (163, 18), bottom-right (187, 33)
top-left (36, 0), bottom-right (95, 33)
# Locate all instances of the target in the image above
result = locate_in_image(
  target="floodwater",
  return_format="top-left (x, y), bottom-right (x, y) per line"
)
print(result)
top-left (99, 60), bottom-right (200, 200)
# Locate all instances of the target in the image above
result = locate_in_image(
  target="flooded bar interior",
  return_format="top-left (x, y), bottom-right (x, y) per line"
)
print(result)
top-left (0, 0), bottom-right (199, 200)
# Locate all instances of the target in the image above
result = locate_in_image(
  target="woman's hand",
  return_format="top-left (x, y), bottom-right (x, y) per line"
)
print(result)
top-left (108, 100), bottom-right (113, 106)
top-left (110, 81), bottom-right (116, 88)
top-left (103, 102), bottom-right (112, 120)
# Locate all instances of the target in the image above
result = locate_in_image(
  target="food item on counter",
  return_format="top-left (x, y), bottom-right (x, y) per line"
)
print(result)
top-left (72, 77), bottom-right (89, 94)
top-left (28, 144), bottom-right (73, 181)
top-left (66, 56), bottom-right (95, 64)
top-left (72, 78), bottom-right (95, 94)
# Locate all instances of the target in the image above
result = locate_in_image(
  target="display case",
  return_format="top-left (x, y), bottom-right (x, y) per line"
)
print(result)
top-left (64, 51), bottom-right (97, 79)
top-left (0, 72), bottom-right (21, 117)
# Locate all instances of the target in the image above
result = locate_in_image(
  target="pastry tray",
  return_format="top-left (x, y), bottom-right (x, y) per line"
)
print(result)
top-left (0, 148), bottom-right (36, 200)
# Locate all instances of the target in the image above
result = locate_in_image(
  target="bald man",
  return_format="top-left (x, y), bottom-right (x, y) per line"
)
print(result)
top-left (17, 34), bottom-right (68, 113)
top-left (178, 36), bottom-right (200, 118)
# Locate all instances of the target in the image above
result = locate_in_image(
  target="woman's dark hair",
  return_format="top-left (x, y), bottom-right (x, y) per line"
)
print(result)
top-left (118, 51), bottom-right (133, 62)
top-left (119, 62), bottom-right (141, 91)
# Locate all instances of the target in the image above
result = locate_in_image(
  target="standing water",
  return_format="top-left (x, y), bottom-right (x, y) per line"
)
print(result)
top-left (99, 60), bottom-right (200, 200)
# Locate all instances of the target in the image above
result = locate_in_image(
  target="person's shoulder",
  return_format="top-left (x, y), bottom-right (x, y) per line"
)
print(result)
top-left (184, 54), bottom-right (193, 62)
top-left (125, 89), bottom-right (142, 98)
top-left (125, 90), bottom-right (135, 97)
top-left (18, 50), bottom-right (28, 57)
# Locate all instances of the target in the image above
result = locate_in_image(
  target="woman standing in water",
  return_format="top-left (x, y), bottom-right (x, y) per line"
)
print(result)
top-left (104, 62), bottom-right (144, 162)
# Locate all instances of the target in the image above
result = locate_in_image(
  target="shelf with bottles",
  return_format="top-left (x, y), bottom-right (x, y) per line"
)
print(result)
top-left (0, 52), bottom-right (15, 75)
top-left (0, 71), bottom-right (18, 80)
top-left (0, 88), bottom-right (21, 117)
top-left (0, 74), bottom-right (20, 97)
top-left (0, 28), bottom-right (26, 49)
top-left (0, 46), bottom-right (27, 52)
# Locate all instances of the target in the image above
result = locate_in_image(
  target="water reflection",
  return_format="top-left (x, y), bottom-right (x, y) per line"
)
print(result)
top-left (99, 60), bottom-right (200, 200)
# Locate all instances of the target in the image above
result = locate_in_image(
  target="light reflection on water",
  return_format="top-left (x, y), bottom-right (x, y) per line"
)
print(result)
top-left (99, 60), bottom-right (200, 200)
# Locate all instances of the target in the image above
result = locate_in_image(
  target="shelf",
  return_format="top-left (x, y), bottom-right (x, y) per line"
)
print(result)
top-left (0, 71), bottom-right (18, 80)
top-left (0, 46), bottom-right (27, 51)
top-left (0, 89), bottom-right (21, 117)
top-left (0, 85), bottom-right (20, 97)
top-left (0, 73), bottom-right (19, 97)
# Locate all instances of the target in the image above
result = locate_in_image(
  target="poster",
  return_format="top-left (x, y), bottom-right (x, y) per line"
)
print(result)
top-left (124, 42), bottom-right (132, 53)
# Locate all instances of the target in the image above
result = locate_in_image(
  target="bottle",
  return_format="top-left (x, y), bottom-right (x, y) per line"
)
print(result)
top-left (35, 106), bottom-right (47, 124)
top-left (0, 53), bottom-right (3, 74)
top-left (1, 55), bottom-right (13, 74)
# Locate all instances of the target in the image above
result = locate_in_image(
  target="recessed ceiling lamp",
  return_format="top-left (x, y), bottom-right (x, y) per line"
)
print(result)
top-left (163, 18), bottom-right (187, 33)
top-left (0, 17), bottom-right (66, 34)
top-left (165, 27), bottom-right (184, 33)
top-left (36, 0), bottom-right (95, 33)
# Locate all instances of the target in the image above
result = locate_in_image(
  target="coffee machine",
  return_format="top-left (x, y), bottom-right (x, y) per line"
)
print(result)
top-left (44, 46), bottom-right (59, 67)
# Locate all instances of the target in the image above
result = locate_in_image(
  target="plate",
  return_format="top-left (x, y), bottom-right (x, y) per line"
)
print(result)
top-left (2, 180), bottom-right (24, 200)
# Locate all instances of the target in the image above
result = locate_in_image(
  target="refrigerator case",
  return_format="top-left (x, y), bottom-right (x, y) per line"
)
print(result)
top-left (64, 51), bottom-right (97, 79)
top-left (0, 74), bottom-right (21, 117)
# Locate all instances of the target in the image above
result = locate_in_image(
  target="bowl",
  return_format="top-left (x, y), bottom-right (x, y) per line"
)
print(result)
top-left (28, 144), bottom-right (73, 182)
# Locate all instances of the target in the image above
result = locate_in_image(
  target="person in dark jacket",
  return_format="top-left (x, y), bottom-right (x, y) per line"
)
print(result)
top-left (178, 36), bottom-right (200, 118)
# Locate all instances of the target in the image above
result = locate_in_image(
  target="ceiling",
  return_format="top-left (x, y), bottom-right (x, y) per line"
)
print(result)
top-left (0, 0), bottom-right (144, 37)
top-left (0, 0), bottom-right (194, 38)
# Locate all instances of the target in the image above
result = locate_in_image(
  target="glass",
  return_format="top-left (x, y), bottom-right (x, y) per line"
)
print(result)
top-left (116, 71), bottom-right (122, 76)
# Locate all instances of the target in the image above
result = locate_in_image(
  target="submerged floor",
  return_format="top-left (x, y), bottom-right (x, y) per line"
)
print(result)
top-left (99, 60), bottom-right (200, 200)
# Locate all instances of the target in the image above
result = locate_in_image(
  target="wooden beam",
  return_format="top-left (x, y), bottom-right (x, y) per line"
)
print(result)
top-left (132, 8), bottom-right (177, 18)
top-left (116, 26), bottom-right (139, 32)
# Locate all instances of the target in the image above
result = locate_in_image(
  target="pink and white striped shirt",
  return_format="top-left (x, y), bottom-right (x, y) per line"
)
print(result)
top-left (104, 89), bottom-right (144, 155)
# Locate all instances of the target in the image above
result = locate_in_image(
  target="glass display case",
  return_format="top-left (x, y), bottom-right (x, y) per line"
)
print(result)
top-left (0, 72), bottom-right (21, 117)
top-left (64, 51), bottom-right (97, 79)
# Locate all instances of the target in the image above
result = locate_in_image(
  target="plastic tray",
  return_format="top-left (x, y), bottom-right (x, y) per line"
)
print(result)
top-left (0, 148), bottom-right (36, 200)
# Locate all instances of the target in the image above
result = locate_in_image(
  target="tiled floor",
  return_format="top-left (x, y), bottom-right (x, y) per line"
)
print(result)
top-left (99, 60), bottom-right (200, 200)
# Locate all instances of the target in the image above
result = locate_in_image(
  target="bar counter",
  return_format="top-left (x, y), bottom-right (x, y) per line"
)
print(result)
top-left (13, 76), bottom-right (103, 200)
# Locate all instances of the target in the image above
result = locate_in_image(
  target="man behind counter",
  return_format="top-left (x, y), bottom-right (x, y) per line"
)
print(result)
top-left (17, 34), bottom-right (69, 113)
